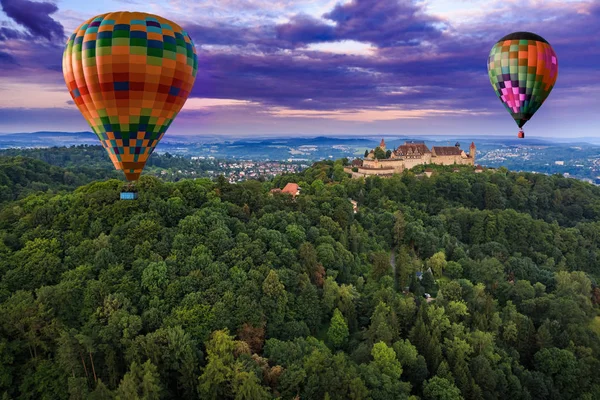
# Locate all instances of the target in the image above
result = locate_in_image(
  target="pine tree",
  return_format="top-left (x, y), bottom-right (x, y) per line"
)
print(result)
top-left (327, 308), bottom-right (349, 349)
top-left (115, 360), bottom-right (162, 400)
top-left (367, 302), bottom-right (399, 346)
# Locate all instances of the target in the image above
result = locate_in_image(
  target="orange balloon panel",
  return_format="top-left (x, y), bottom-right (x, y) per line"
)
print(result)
top-left (62, 12), bottom-right (198, 180)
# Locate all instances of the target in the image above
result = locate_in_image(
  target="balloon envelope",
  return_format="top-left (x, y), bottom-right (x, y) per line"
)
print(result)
top-left (63, 12), bottom-right (198, 180)
top-left (487, 32), bottom-right (558, 130)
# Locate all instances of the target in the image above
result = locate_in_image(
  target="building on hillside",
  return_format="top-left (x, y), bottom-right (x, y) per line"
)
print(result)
top-left (270, 183), bottom-right (301, 197)
top-left (347, 139), bottom-right (476, 178)
top-left (282, 183), bottom-right (301, 197)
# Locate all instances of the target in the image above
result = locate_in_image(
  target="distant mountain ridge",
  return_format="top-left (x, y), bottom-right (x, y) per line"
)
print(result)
top-left (1, 131), bottom-right (598, 147)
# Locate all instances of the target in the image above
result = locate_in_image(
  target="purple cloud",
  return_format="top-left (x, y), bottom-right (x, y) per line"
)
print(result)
top-left (0, 0), bottom-right (64, 41)
top-left (0, 50), bottom-right (17, 65)
top-left (0, 26), bottom-right (26, 41)
top-left (276, 14), bottom-right (335, 45)
top-left (323, 0), bottom-right (442, 47)
top-left (1, 0), bottom-right (600, 136)
top-left (0, 36), bottom-right (64, 81)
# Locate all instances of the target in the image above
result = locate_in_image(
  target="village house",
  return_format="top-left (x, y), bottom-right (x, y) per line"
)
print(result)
top-left (271, 183), bottom-right (301, 198)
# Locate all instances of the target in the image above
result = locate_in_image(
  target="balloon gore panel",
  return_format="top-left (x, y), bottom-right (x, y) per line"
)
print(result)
top-left (63, 12), bottom-right (198, 181)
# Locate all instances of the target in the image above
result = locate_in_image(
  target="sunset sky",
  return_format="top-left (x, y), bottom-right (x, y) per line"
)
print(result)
top-left (0, 0), bottom-right (598, 137)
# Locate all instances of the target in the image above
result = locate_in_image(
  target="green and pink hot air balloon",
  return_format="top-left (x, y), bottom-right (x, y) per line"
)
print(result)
top-left (487, 32), bottom-right (558, 138)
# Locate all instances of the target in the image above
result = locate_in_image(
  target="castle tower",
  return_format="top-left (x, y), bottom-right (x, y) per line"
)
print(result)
top-left (470, 142), bottom-right (476, 160)
top-left (379, 138), bottom-right (386, 150)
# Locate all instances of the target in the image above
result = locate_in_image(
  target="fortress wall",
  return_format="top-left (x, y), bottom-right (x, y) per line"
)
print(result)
top-left (357, 168), bottom-right (396, 176)
top-left (431, 155), bottom-right (461, 165)
top-left (431, 155), bottom-right (475, 166)
top-left (362, 159), bottom-right (405, 169)
top-left (402, 157), bottom-right (428, 170)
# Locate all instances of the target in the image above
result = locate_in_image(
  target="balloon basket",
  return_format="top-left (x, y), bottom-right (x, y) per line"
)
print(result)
top-left (120, 192), bottom-right (138, 200)
top-left (120, 182), bottom-right (137, 200)
top-left (518, 131), bottom-right (525, 139)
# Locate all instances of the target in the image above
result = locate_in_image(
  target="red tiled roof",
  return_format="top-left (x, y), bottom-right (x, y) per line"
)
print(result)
top-left (282, 183), bottom-right (299, 195)
top-left (397, 143), bottom-right (431, 155)
top-left (432, 146), bottom-right (462, 156)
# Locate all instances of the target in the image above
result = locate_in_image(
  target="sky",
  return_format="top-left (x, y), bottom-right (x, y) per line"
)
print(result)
top-left (0, 0), bottom-right (598, 137)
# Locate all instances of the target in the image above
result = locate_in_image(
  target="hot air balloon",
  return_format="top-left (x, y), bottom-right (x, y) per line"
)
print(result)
top-left (487, 32), bottom-right (558, 138)
top-left (62, 11), bottom-right (198, 195)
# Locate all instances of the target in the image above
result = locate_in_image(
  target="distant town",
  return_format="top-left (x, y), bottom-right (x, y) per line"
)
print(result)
top-left (152, 159), bottom-right (309, 183)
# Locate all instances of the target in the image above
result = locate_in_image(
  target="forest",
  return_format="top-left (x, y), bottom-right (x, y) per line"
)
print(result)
top-left (1, 151), bottom-right (600, 399)
top-left (0, 147), bottom-right (222, 204)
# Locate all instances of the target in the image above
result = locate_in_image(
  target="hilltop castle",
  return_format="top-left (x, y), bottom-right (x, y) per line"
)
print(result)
top-left (347, 139), bottom-right (476, 178)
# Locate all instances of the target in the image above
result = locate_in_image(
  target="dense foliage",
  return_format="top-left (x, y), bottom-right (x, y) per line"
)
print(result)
top-left (0, 156), bottom-right (117, 204)
top-left (0, 146), bottom-right (222, 191)
top-left (1, 155), bottom-right (600, 399)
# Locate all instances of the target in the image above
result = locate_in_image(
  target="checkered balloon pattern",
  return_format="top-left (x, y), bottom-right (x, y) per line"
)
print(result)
top-left (63, 12), bottom-right (198, 181)
top-left (487, 32), bottom-right (558, 129)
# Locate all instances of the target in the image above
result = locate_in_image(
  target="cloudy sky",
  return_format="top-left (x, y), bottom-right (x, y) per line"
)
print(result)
top-left (0, 0), bottom-right (598, 137)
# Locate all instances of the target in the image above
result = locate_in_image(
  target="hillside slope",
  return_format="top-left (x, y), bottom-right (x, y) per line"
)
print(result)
top-left (0, 156), bottom-right (116, 203)
top-left (1, 159), bottom-right (600, 399)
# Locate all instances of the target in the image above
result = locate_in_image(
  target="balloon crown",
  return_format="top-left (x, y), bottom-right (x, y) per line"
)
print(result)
top-left (497, 31), bottom-right (549, 44)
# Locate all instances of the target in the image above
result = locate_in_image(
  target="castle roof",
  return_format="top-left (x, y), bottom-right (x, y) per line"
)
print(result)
top-left (380, 138), bottom-right (386, 148)
top-left (397, 143), bottom-right (431, 155)
top-left (432, 146), bottom-right (462, 156)
top-left (352, 159), bottom-right (363, 167)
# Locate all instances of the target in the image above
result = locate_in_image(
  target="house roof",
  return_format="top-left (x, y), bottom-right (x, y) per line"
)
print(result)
top-left (352, 159), bottom-right (363, 166)
top-left (282, 183), bottom-right (300, 195)
top-left (432, 146), bottom-right (463, 156)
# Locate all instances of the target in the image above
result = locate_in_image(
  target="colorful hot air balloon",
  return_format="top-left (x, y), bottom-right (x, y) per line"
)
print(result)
top-left (63, 11), bottom-right (198, 181)
top-left (487, 32), bottom-right (558, 138)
